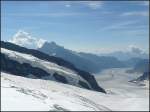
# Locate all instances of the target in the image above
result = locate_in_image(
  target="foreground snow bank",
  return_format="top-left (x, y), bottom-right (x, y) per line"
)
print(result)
top-left (1, 71), bottom-right (149, 111)
top-left (1, 72), bottom-right (109, 111)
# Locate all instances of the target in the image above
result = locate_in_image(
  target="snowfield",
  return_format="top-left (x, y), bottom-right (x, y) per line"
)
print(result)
top-left (1, 72), bottom-right (110, 111)
top-left (1, 69), bottom-right (149, 111)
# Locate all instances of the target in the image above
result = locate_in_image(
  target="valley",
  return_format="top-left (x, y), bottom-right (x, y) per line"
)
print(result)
top-left (95, 68), bottom-right (149, 111)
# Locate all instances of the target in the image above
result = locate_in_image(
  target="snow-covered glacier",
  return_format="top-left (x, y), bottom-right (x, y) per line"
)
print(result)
top-left (1, 41), bottom-right (149, 111)
top-left (1, 71), bottom-right (149, 111)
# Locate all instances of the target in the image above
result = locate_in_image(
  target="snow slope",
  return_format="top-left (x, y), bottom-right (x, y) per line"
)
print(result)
top-left (1, 71), bottom-right (149, 111)
top-left (1, 47), bottom-right (91, 89)
top-left (1, 72), bottom-right (109, 111)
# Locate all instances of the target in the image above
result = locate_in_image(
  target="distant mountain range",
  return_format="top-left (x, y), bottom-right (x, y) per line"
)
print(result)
top-left (8, 31), bottom-right (149, 74)
top-left (99, 50), bottom-right (148, 61)
top-left (38, 42), bottom-right (127, 73)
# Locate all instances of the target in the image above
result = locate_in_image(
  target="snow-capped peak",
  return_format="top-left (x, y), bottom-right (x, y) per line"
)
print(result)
top-left (9, 30), bottom-right (46, 49)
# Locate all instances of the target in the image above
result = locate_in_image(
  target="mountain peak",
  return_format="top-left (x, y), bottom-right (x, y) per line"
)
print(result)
top-left (41, 41), bottom-right (65, 50)
top-left (9, 30), bottom-right (46, 49)
top-left (16, 30), bottom-right (29, 36)
top-left (12, 30), bottom-right (31, 42)
top-left (50, 41), bottom-right (57, 45)
top-left (42, 41), bottom-right (57, 48)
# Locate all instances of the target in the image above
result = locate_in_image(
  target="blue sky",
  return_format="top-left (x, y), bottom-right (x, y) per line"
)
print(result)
top-left (1, 1), bottom-right (149, 53)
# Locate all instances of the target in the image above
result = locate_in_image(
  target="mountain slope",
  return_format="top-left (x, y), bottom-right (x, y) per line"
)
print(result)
top-left (133, 59), bottom-right (149, 73)
top-left (126, 59), bottom-right (149, 73)
top-left (79, 52), bottom-right (125, 69)
top-left (123, 57), bottom-right (145, 67)
top-left (38, 42), bottom-right (126, 73)
top-left (130, 72), bottom-right (149, 87)
top-left (135, 72), bottom-right (149, 81)
top-left (38, 42), bottom-right (99, 73)
top-left (1, 41), bottom-right (105, 93)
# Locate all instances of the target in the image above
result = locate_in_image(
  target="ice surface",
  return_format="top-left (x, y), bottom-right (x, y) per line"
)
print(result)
top-left (95, 68), bottom-right (149, 111)
top-left (1, 72), bottom-right (109, 111)
top-left (1, 70), bottom-right (149, 111)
